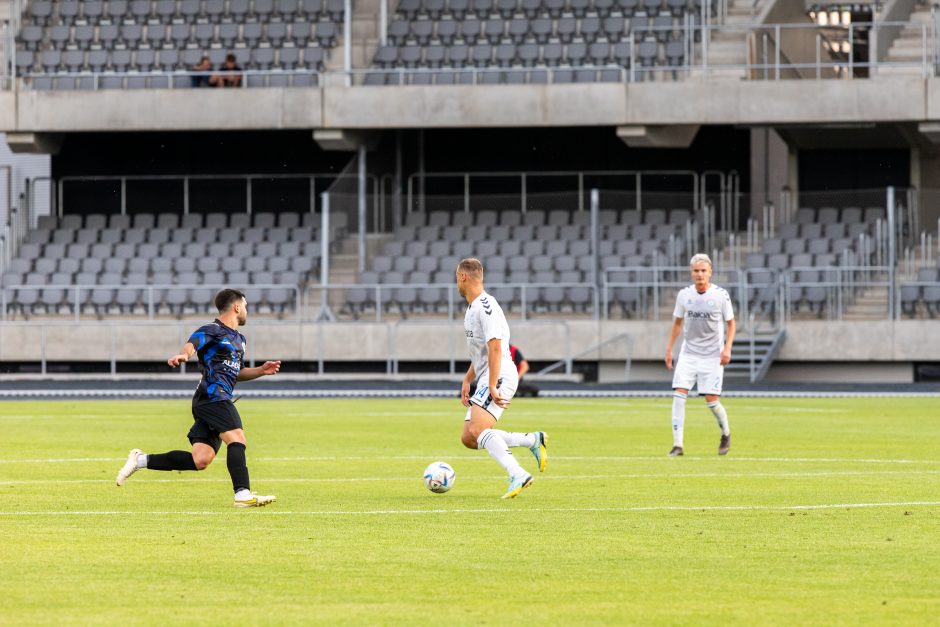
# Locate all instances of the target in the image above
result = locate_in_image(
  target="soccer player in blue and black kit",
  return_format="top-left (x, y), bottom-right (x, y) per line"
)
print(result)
top-left (116, 289), bottom-right (281, 507)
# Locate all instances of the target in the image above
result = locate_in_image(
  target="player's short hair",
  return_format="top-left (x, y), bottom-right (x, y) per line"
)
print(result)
top-left (214, 288), bottom-right (246, 312)
top-left (689, 253), bottom-right (712, 268)
top-left (457, 258), bottom-right (484, 280)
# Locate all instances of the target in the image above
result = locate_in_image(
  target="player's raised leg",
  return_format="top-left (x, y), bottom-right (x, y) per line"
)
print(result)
top-left (461, 405), bottom-right (532, 498)
top-left (116, 446), bottom-right (206, 486)
top-left (487, 429), bottom-right (549, 472)
top-left (220, 429), bottom-right (276, 507)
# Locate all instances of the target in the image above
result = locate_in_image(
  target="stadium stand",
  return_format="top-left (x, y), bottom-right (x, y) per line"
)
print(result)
top-left (15, 0), bottom-right (344, 89)
top-left (0, 210), bottom-right (332, 316)
top-left (364, 0), bottom-right (712, 84)
top-left (343, 206), bottom-right (692, 317)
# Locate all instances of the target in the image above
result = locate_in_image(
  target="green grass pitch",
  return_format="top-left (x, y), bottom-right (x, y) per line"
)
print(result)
top-left (1, 396), bottom-right (939, 625)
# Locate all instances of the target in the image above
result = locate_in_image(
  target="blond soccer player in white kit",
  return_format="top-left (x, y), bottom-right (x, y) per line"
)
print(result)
top-left (456, 258), bottom-right (549, 499)
top-left (664, 253), bottom-right (736, 457)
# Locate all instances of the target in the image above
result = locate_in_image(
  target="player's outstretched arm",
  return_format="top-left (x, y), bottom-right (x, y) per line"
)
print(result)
top-left (237, 360), bottom-right (282, 381)
top-left (167, 343), bottom-right (196, 368)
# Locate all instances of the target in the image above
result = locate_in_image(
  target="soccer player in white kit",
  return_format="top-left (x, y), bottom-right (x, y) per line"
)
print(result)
top-left (664, 254), bottom-right (736, 457)
top-left (456, 258), bottom-right (549, 499)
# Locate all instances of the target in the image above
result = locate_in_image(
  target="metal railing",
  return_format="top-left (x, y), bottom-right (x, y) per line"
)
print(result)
top-left (307, 281), bottom-right (601, 322)
top-left (406, 170), bottom-right (704, 215)
top-left (54, 173), bottom-right (380, 227)
top-left (19, 69), bottom-right (322, 90)
top-left (0, 282), bottom-right (302, 321)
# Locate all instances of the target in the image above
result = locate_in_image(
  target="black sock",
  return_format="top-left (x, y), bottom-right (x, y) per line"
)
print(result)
top-left (146, 450), bottom-right (198, 471)
top-left (226, 442), bottom-right (250, 494)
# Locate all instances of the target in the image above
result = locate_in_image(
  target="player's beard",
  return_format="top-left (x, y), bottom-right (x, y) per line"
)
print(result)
top-left (238, 311), bottom-right (247, 325)
top-left (457, 284), bottom-right (465, 298)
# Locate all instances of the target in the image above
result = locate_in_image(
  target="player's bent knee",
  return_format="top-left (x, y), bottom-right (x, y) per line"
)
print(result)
top-left (193, 453), bottom-right (214, 470)
top-left (460, 432), bottom-right (478, 449)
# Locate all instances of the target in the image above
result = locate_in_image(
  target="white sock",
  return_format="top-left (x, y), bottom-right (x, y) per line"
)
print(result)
top-left (708, 400), bottom-right (730, 436)
top-left (477, 429), bottom-right (526, 477)
top-left (136, 454), bottom-right (148, 469)
top-left (672, 391), bottom-right (687, 447)
top-left (234, 488), bottom-right (252, 500)
top-left (491, 430), bottom-right (537, 448)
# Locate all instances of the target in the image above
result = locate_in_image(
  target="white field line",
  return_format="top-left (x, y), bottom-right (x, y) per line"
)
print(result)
top-left (2, 455), bottom-right (940, 465)
top-left (2, 389), bottom-right (939, 399)
top-left (3, 469), bottom-right (940, 486)
top-left (2, 501), bottom-right (939, 517)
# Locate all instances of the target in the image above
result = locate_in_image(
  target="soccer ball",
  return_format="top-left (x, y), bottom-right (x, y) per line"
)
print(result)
top-left (423, 461), bottom-right (456, 494)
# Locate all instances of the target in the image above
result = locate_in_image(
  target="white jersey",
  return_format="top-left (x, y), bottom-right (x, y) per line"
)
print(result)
top-left (464, 291), bottom-right (515, 381)
top-left (673, 284), bottom-right (734, 359)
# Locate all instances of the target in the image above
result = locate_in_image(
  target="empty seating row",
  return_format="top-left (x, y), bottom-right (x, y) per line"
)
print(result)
top-left (759, 235), bottom-right (876, 256)
top-left (776, 221), bottom-right (877, 240)
top-left (744, 252), bottom-right (844, 270)
top-left (373, 40), bottom-right (650, 68)
top-left (5, 285), bottom-right (300, 315)
top-left (342, 281), bottom-right (593, 318)
top-left (900, 272), bottom-right (940, 317)
top-left (363, 66), bottom-right (626, 84)
top-left (23, 226), bottom-right (325, 247)
top-left (792, 206), bottom-right (885, 224)
top-left (0, 256), bottom-right (319, 285)
top-left (385, 15), bottom-right (667, 47)
top-left (394, 0), bottom-right (712, 21)
top-left (381, 236), bottom-right (678, 261)
top-left (36, 210), bottom-right (327, 229)
top-left (26, 0), bottom-right (343, 26)
top-left (4, 265), bottom-right (311, 288)
top-left (20, 21), bottom-right (338, 52)
top-left (392, 222), bottom-right (687, 244)
top-left (400, 207), bottom-right (691, 227)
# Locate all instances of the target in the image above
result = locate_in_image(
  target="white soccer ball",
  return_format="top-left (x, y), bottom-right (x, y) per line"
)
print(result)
top-left (423, 461), bottom-right (456, 494)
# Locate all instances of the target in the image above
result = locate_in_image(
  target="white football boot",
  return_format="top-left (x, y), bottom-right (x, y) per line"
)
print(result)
top-left (115, 448), bottom-right (144, 486)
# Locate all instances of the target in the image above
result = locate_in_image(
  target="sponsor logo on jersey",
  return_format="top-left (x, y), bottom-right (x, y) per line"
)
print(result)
top-left (686, 311), bottom-right (712, 319)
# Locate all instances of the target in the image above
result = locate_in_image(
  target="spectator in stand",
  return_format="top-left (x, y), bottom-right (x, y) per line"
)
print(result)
top-left (191, 56), bottom-right (212, 88)
top-left (209, 53), bottom-right (242, 88)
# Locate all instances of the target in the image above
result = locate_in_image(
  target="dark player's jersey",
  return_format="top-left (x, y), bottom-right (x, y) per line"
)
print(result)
top-left (510, 345), bottom-right (524, 373)
top-left (188, 319), bottom-right (246, 406)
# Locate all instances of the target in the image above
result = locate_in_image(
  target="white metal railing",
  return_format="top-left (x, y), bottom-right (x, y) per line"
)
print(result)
top-left (308, 281), bottom-right (601, 322)
top-left (0, 282), bottom-right (303, 322)
top-left (18, 69), bottom-right (322, 90)
top-left (405, 170), bottom-right (703, 215)
top-left (54, 172), bottom-right (378, 225)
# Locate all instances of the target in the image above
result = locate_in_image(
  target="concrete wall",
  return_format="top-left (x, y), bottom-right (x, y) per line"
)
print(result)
top-left (1, 319), bottom-right (937, 369)
top-left (5, 77), bottom-right (940, 133)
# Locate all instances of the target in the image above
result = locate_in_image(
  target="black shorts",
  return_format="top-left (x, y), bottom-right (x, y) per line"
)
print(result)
top-left (188, 401), bottom-right (243, 453)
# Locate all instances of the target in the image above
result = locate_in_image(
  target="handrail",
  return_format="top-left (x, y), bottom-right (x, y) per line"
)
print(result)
top-left (19, 68), bottom-right (322, 90)
top-left (55, 172), bottom-right (377, 217)
top-left (536, 331), bottom-right (632, 379)
top-left (406, 169), bottom-right (702, 217)
top-left (1, 282), bottom-right (302, 322)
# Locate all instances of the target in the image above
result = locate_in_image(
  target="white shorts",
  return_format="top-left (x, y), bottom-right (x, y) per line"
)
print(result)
top-left (672, 353), bottom-right (724, 396)
top-left (465, 373), bottom-right (518, 422)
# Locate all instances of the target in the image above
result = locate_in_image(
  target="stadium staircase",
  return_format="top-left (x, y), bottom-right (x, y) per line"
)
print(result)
top-left (691, 0), bottom-right (771, 80)
top-left (725, 328), bottom-right (785, 382)
top-left (881, 1), bottom-right (935, 75)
